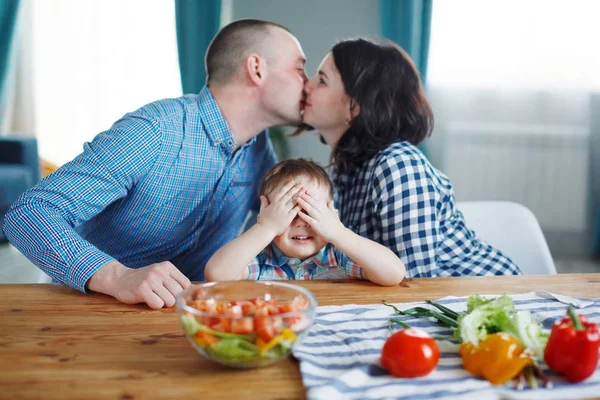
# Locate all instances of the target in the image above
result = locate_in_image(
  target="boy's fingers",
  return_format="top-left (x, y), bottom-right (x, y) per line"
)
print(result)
top-left (297, 210), bottom-right (316, 225)
top-left (281, 184), bottom-right (303, 205)
top-left (259, 195), bottom-right (269, 211)
top-left (297, 196), bottom-right (319, 217)
top-left (299, 192), bottom-right (323, 211)
top-left (328, 200), bottom-right (339, 215)
top-left (272, 180), bottom-right (296, 202)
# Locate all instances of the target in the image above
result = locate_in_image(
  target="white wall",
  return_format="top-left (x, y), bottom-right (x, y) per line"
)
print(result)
top-left (230, 0), bottom-right (381, 165)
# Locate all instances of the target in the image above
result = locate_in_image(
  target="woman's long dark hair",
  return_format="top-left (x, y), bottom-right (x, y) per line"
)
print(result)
top-left (330, 38), bottom-right (434, 173)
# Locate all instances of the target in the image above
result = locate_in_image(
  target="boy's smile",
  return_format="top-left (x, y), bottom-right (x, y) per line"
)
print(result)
top-left (291, 235), bottom-right (313, 244)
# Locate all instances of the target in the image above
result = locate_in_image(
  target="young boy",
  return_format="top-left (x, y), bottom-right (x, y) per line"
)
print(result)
top-left (204, 159), bottom-right (405, 286)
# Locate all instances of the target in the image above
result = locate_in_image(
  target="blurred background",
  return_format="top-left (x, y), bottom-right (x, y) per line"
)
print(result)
top-left (1, 0), bottom-right (599, 281)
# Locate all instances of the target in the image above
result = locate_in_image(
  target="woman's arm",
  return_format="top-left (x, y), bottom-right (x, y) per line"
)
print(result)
top-left (370, 151), bottom-right (441, 277)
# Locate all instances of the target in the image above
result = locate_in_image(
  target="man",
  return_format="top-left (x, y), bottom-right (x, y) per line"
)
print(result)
top-left (3, 19), bottom-right (307, 309)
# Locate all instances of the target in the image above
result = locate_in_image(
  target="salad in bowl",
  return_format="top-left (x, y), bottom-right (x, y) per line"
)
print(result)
top-left (176, 281), bottom-right (317, 368)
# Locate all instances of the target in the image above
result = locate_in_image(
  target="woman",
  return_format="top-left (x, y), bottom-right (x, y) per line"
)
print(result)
top-left (301, 38), bottom-right (521, 277)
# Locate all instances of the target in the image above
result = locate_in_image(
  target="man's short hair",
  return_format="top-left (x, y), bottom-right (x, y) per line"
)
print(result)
top-left (259, 159), bottom-right (334, 199)
top-left (205, 19), bottom-right (290, 86)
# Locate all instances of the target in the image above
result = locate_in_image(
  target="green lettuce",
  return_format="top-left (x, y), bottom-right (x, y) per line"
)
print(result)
top-left (180, 315), bottom-right (292, 366)
top-left (458, 294), bottom-right (548, 358)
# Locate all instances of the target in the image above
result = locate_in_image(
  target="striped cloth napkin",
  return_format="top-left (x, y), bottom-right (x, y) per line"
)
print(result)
top-left (293, 292), bottom-right (600, 400)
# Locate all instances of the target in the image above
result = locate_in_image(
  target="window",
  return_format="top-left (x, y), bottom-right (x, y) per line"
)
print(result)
top-left (428, 0), bottom-right (600, 90)
top-left (32, 0), bottom-right (182, 165)
top-left (425, 0), bottom-right (598, 242)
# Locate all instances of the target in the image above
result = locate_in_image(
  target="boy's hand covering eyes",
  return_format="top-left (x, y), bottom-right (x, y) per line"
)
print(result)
top-left (296, 190), bottom-right (345, 243)
top-left (257, 181), bottom-right (303, 236)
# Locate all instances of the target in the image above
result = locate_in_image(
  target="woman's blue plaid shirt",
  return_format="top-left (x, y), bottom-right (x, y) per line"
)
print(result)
top-left (334, 142), bottom-right (521, 278)
top-left (3, 87), bottom-right (277, 291)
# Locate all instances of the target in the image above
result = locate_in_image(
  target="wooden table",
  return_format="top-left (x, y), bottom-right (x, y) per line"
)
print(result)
top-left (1, 274), bottom-right (599, 400)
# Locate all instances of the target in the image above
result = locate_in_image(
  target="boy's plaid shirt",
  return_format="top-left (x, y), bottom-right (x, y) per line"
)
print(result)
top-left (247, 243), bottom-right (363, 280)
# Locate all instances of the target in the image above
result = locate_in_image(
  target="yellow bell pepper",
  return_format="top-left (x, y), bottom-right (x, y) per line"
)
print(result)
top-left (255, 328), bottom-right (297, 354)
top-left (282, 328), bottom-right (297, 342)
top-left (459, 332), bottom-right (534, 385)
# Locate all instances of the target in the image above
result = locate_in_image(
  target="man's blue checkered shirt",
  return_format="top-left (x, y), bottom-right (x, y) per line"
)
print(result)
top-left (3, 87), bottom-right (277, 292)
top-left (334, 142), bottom-right (521, 277)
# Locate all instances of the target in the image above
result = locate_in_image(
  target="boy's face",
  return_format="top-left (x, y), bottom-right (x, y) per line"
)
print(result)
top-left (270, 176), bottom-right (331, 260)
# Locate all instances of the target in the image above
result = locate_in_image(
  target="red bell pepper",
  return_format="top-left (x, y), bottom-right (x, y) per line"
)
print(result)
top-left (544, 307), bottom-right (599, 383)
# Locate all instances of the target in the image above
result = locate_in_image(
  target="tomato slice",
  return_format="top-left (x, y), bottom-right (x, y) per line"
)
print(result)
top-left (210, 319), bottom-right (231, 333)
top-left (278, 304), bottom-right (294, 314)
top-left (254, 306), bottom-right (267, 318)
top-left (189, 295), bottom-right (307, 339)
top-left (291, 295), bottom-right (309, 310)
top-left (264, 301), bottom-right (280, 315)
top-left (250, 298), bottom-right (266, 308)
top-left (255, 316), bottom-right (283, 342)
top-left (230, 317), bottom-right (254, 334)
top-left (231, 300), bottom-right (257, 316)
top-left (190, 299), bottom-right (216, 313)
top-left (224, 305), bottom-right (243, 317)
top-left (215, 303), bottom-right (227, 315)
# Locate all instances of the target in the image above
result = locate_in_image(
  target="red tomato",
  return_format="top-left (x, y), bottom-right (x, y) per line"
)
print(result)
top-left (189, 296), bottom-right (308, 339)
top-left (190, 300), bottom-right (216, 313)
top-left (264, 301), bottom-right (280, 315)
top-left (200, 316), bottom-right (221, 327)
top-left (381, 329), bottom-right (440, 378)
top-left (278, 304), bottom-right (294, 314)
top-left (210, 319), bottom-right (231, 333)
top-left (231, 300), bottom-right (257, 316)
top-left (254, 306), bottom-right (269, 318)
top-left (230, 317), bottom-right (254, 334)
top-left (215, 303), bottom-right (227, 315)
top-left (279, 296), bottom-right (308, 320)
top-left (254, 304), bottom-right (278, 317)
top-left (224, 305), bottom-right (243, 317)
top-left (278, 304), bottom-right (301, 327)
top-left (255, 316), bottom-right (283, 342)
top-left (291, 295), bottom-right (308, 310)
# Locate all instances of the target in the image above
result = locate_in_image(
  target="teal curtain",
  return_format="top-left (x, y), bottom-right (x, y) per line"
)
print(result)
top-left (0, 0), bottom-right (20, 116)
top-left (175, 0), bottom-right (221, 94)
top-left (381, 0), bottom-right (432, 84)
top-left (595, 210), bottom-right (600, 254)
top-left (380, 0), bottom-right (433, 158)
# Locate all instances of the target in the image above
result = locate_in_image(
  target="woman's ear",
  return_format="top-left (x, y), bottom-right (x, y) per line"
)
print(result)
top-left (350, 99), bottom-right (360, 119)
top-left (345, 99), bottom-right (360, 125)
top-left (246, 54), bottom-right (266, 86)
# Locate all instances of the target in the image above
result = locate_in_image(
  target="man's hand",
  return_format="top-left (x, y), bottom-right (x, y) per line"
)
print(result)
top-left (87, 260), bottom-right (191, 309)
top-left (296, 190), bottom-right (346, 243)
top-left (256, 181), bottom-right (303, 236)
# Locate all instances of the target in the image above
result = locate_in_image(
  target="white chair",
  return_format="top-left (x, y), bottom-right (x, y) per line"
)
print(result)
top-left (456, 201), bottom-right (557, 275)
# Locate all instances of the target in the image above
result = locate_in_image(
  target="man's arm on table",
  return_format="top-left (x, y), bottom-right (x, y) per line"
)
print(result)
top-left (3, 113), bottom-right (190, 308)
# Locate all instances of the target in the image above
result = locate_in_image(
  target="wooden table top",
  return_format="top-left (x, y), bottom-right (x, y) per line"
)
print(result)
top-left (1, 274), bottom-right (599, 400)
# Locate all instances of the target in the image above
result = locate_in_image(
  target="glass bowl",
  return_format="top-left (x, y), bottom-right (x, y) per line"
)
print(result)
top-left (176, 281), bottom-right (317, 368)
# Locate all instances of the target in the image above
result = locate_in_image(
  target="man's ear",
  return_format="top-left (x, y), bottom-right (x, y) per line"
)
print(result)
top-left (246, 54), bottom-right (266, 86)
